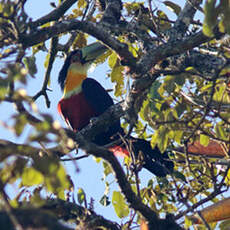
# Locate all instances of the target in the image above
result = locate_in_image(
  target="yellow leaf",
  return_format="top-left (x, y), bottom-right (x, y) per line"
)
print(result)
top-left (108, 52), bottom-right (118, 68)
top-left (200, 134), bottom-right (210, 147)
top-left (72, 33), bottom-right (87, 49)
top-left (110, 66), bottom-right (124, 97)
top-left (220, 66), bottom-right (230, 75)
top-left (22, 168), bottom-right (44, 186)
top-left (78, 0), bottom-right (86, 8)
top-left (72, 9), bottom-right (83, 17)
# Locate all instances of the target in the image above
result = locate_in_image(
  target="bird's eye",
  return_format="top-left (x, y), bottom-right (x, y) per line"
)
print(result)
top-left (70, 50), bottom-right (82, 63)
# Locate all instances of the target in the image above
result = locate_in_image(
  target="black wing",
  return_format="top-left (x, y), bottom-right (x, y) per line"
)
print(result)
top-left (82, 78), bottom-right (123, 145)
top-left (82, 78), bottom-right (114, 115)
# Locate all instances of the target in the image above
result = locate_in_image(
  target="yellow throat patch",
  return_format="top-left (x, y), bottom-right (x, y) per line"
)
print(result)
top-left (63, 70), bottom-right (86, 95)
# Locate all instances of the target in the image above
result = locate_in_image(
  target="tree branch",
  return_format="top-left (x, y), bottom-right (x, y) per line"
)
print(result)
top-left (33, 36), bottom-right (58, 107)
top-left (101, 0), bottom-right (122, 24)
top-left (73, 134), bottom-right (182, 229)
top-left (20, 19), bottom-right (137, 67)
top-left (134, 30), bottom-right (212, 76)
top-left (0, 208), bottom-right (73, 230)
top-left (29, 0), bottom-right (78, 28)
top-left (0, 139), bottom-right (67, 160)
top-left (42, 199), bottom-right (120, 230)
top-left (168, 0), bottom-right (202, 39)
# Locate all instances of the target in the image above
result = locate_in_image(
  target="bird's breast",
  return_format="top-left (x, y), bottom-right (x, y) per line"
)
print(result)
top-left (58, 92), bottom-right (97, 131)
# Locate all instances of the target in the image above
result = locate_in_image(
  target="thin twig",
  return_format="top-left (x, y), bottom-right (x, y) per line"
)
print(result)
top-left (61, 154), bottom-right (89, 161)
top-left (197, 210), bottom-right (211, 229)
top-left (33, 36), bottom-right (58, 107)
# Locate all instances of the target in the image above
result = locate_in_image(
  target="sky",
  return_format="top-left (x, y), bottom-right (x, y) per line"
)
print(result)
top-left (0, 0), bottom-right (188, 223)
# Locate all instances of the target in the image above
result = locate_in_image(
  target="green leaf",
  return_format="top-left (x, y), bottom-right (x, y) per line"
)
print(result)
top-left (200, 82), bottom-right (212, 92)
top-left (0, 85), bottom-right (8, 100)
top-left (173, 171), bottom-right (187, 182)
top-left (103, 161), bottom-right (113, 177)
top-left (77, 188), bottom-right (86, 205)
top-left (163, 1), bottom-right (181, 15)
top-left (200, 134), bottom-right (210, 147)
top-left (213, 84), bottom-right (226, 101)
top-left (149, 81), bottom-right (162, 100)
top-left (174, 130), bottom-right (183, 144)
top-left (44, 53), bottom-right (50, 69)
top-left (124, 2), bottom-right (142, 15)
top-left (108, 52), bottom-right (118, 68)
top-left (22, 167), bottom-right (44, 186)
top-left (0, 2), bottom-right (14, 17)
top-left (23, 56), bottom-right (37, 76)
top-left (112, 191), bottom-right (129, 218)
top-left (14, 114), bottom-right (27, 136)
top-left (157, 177), bottom-right (169, 189)
top-left (215, 123), bottom-right (228, 141)
top-left (151, 131), bottom-right (159, 149)
top-left (219, 66), bottom-right (230, 76)
top-left (77, 0), bottom-right (86, 8)
top-left (203, 23), bottom-right (214, 37)
top-left (158, 126), bottom-right (169, 152)
top-left (0, 3), bottom-right (3, 13)
top-left (56, 163), bottom-right (70, 190)
top-left (220, 1), bottom-right (230, 34)
top-left (100, 195), bottom-right (111, 206)
top-left (164, 76), bottom-right (176, 94)
top-left (203, 0), bottom-right (218, 37)
top-left (128, 44), bottom-right (138, 58)
top-left (219, 18), bottom-right (226, 33)
top-left (93, 156), bottom-right (101, 163)
top-left (72, 8), bottom-right (83, 18)
top-left (175, 103), bottom-right (186, 118)
top-left (139, 99), bottom-right (149, 121)
top-left (185, 216), bottom-right (193, 228)
top-left (35, 120), bottom-right (51, 132)
top-left (225, 169), bottom-right (230, 186)
top-left (110, 66), bottom-right (124, 97)
top-left (34, 157), bottom-right (69, 199)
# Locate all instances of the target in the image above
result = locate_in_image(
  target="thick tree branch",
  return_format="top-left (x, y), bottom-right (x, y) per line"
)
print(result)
top-left (20, 18), bottom-right (221, 78)
top-left (29, 0), bottom-right (78, 28)
top-left (168, 0), bottom-right (202, 39)
top-left (168, 50), bottom-right (226, 77)
top-left (134, 30), bottom-right (212, 76)
top-left (0, 139), bottom-right (67, 160)
top-left (42, 199), bottom-right (120, 230)
top-left (0, 199), bottom-right (121, 230)
top-left (0, 208), bottom-right (73, 230)
top-left (101, 0), bottom-right (122, 24)
top-left (20, 19), bottom-right (137, 69)
top-left (0, 97), bottom-right (180, 228)
top-left (73, 134), bottom-right (181, 229)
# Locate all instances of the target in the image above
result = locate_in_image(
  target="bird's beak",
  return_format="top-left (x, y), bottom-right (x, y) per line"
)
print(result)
top-left (81, 42), bottom-right (108, 63)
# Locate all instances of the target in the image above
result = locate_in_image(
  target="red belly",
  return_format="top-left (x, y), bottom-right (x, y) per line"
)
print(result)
top-left (58, 93), bottom-right (129, 157)
top-left (58, 92), bottom-right (97, 131)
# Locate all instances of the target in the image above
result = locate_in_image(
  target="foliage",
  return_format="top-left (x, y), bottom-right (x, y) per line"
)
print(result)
top-left (0, 0), bottom-right (230, 229)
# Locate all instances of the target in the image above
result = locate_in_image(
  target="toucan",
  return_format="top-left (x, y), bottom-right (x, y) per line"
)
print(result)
top-left (57, 42), bottom-right (173, 177)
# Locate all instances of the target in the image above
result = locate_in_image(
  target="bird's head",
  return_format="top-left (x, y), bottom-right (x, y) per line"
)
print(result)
top-left (58, 42), bottom-right (108, 95)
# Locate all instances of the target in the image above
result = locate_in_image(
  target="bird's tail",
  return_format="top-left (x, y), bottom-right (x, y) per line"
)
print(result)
top-left (109, 137), bottom-right (174, 177)
top-left (131, 138), bottom-right (174, 177)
